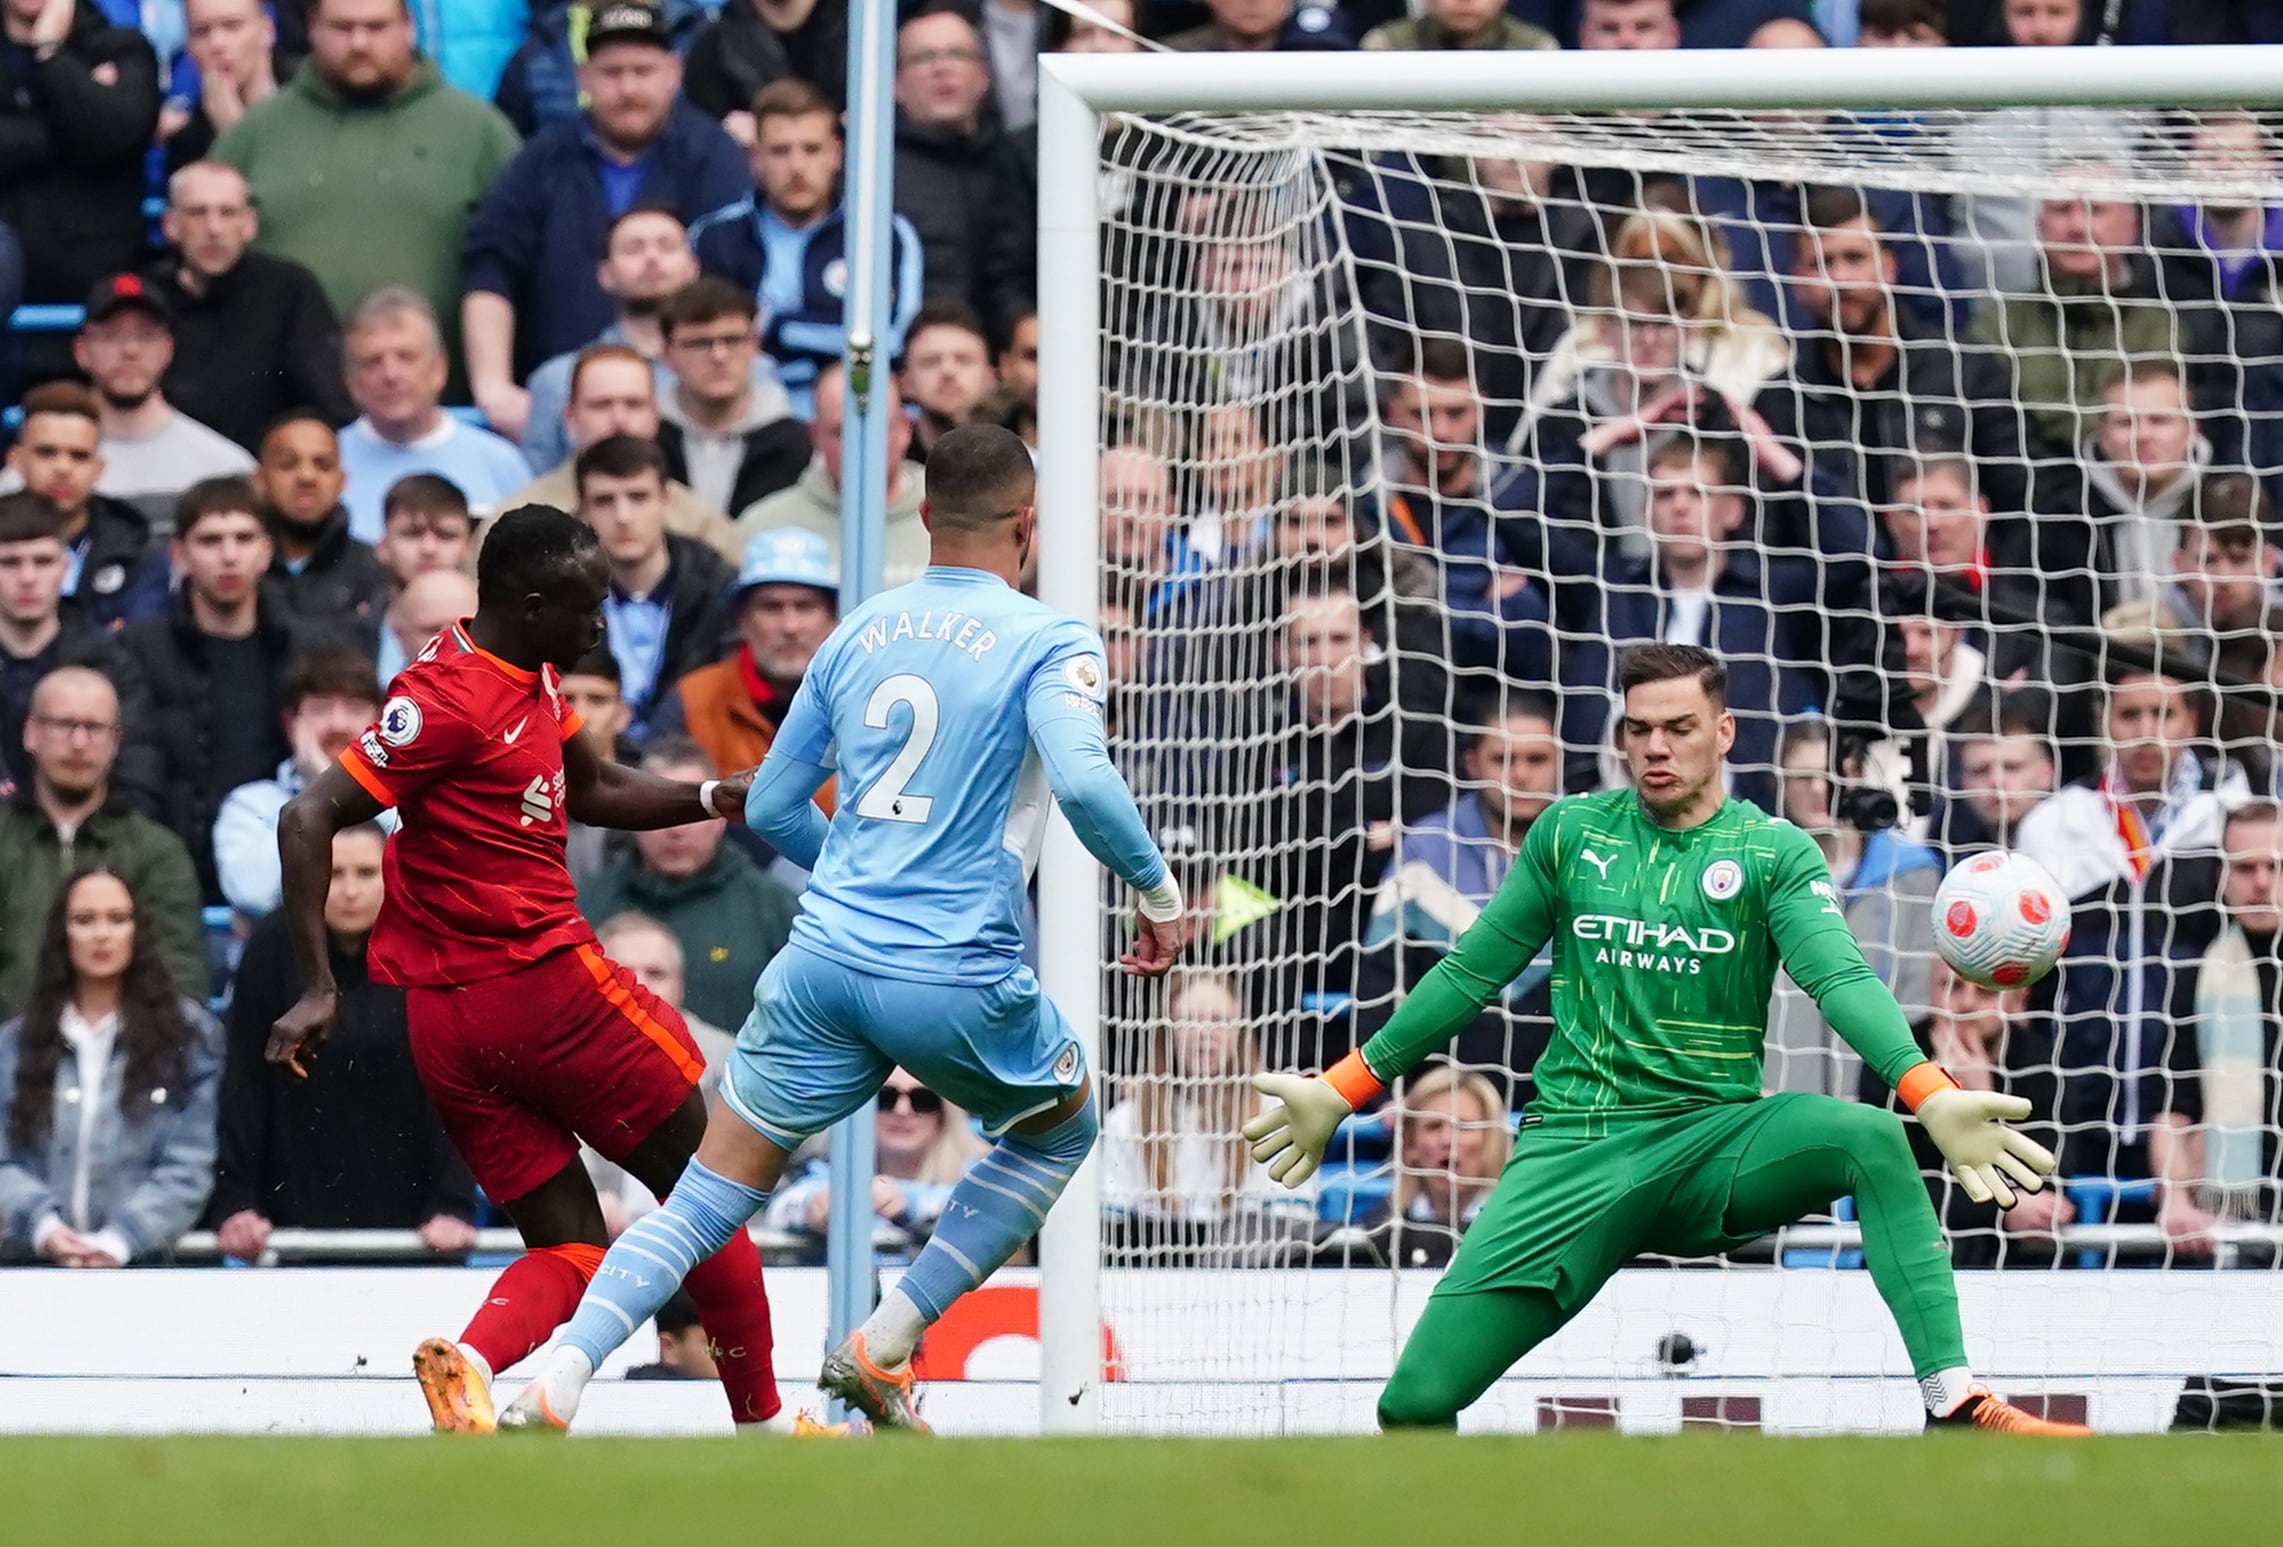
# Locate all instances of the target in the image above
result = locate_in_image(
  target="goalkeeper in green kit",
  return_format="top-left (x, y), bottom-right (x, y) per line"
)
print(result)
top-left (1245, 645), bottom-right (2089, 1435)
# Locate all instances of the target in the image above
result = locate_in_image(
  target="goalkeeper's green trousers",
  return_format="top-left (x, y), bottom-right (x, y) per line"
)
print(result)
top-left (1376, 1093), bottom-right (1966, 1429)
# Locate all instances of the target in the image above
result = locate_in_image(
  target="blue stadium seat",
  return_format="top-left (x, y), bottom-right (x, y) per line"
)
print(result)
top-left (1315, 1163), bottom-right (1393, 1226)
top-left (2065, 1175), bottom-right (2161, 1268)
top-left (9, 304), bottom-right (83, 334)
top-left (1779, 1193), bottom-right (1865, 1270)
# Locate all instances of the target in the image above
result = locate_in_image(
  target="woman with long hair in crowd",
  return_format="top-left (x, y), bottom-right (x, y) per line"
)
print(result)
top-left (1103, 968), bottom-right (1318, 1262)
top-left (1358, 1065), bottom-right (1514, 1271)
top-left (1515, 204), bottom-right (1791, 443)
top-left (764, 1066), bottom-right (991, 1258)
top-left (0, 866), bottom-right (222, 1265)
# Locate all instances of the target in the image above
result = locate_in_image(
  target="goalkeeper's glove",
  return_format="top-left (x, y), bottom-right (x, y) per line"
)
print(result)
top-left (1898, 1062), bottom-right (2057, 1210)
top-left (1244, 1051), bottom-right (1385, 1188)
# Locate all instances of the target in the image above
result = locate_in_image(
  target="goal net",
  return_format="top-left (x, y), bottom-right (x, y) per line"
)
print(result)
top-left (1053, 55), bottom-right (2283, 1435)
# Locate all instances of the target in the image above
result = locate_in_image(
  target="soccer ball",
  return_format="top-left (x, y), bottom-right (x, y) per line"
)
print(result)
top-left (1931, 851), bottom-right (2071, 990)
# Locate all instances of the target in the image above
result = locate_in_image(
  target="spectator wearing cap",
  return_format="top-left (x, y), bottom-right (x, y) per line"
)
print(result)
top-left (0, 493), bottom-right (156, 807)
top-left (652, 526), bottom-right (839, 808)
top-left (68, 275), bottom-right (257, 532)
top-left (462, 0), bottom-right (750, 442)
top-left (656, 278), bottom-right (813, 520)
top-left (254, 411), bottom-right (390, 650)
top-left (336, 288), bottom-right (532, 543)
top-left (158, 0), bottom-right (301, 175)
top-left (0, 0), bottom-right (159, 309)
top-left (493, 0), bottom-right (711, 138)
top-left (215, 0), bottom-right (521, 373)
top-left (893, 5), bottom-right (1035, 345)
top-left (1364, 0), bottom-right (1556, 51)
top-left (3, 384), bottom-right (169, 632)
top-left (501, 343), bottom-right (744, 565)
top-left (147, 161), bottom-right (354, 455)
top-left (578, 435), bottom-right (736, 741)
top-left (120, 478), bottom-right (350, 904)
top-left (209, 648), bottom-right (384, 917)
top-left (1166, 0), bottom-right (1357, 51)
top-left (734, 359), bottom-right (928, 584)
top-left (691, 77), bottom-right (923, 423)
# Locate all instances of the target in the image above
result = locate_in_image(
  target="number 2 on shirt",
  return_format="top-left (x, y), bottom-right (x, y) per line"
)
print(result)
top-left (855, 673), bottom-right (939, 824)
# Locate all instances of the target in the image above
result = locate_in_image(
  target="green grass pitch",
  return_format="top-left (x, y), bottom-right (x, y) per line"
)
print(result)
top-left (5, 1434), bottom-right (2276, 1546)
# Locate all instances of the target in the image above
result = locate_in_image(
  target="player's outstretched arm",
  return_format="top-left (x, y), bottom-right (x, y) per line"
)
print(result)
top-left (270, 762), bottom-right (386, 1080)
top-left (561, 725), bottom-right (746, 831)
top-left (1246, 816), bottom-right (1559, 1187)
top-left (1765, 827), bottom-right (2056, 1207)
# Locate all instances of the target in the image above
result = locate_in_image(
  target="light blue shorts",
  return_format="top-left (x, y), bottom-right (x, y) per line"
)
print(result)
top-left (721, 943), bottom-right (1086, 1147)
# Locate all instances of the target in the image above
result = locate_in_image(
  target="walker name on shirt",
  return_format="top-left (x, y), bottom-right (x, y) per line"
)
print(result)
top-left (1572, 914), bottom-right (1738, 975)
top-left (855, 610), bottom-right (1000, 663)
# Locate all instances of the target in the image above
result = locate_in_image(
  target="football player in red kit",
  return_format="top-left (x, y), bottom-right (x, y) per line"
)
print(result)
top-left (268, 505), bottom-right (783, 1433)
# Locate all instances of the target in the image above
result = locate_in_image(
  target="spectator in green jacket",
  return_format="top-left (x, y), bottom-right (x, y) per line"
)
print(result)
top-left (1970, 163), bottom-right (2178, 453)
top-left (213, 0), bottom-right (521, 375)
top-left (1362, 0), bottom-right (1556, 51)
top-left (0, 667), bottom-right (206, 1018)
top-left (575, 736), bottom-right (796, 1031)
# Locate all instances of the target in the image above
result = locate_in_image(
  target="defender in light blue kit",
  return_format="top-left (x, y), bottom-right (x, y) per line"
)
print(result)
top-left (503, 426), bottom-right (1187, 1435)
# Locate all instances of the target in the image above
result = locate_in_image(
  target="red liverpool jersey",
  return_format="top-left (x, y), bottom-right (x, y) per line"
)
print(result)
top-left (338, 622), bottom-right (592, 987)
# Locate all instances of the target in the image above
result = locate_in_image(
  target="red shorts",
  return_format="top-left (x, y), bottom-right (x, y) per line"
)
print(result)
top-left (406, 942), bottom-right (706, 1204)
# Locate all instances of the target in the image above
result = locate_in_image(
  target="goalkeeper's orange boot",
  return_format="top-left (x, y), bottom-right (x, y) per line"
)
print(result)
top-left (1927, 1388), bottom-right (2091, 1436)
top-left (413, 1338), bottom-right (497, 1434)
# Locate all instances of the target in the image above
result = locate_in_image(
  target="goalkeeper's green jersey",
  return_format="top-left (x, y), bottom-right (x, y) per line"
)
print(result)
top-left (1357, 789), bottom-right (1924, 1120)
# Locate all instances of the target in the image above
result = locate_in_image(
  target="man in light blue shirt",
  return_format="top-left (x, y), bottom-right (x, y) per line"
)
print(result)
top-left (336, 289), bottom-right (531, 542)
top-left (507, 424), bottom-right (1185, 1434)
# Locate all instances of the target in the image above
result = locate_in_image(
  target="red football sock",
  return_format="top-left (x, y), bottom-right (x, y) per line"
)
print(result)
top-left (681, 1226), bottom-right (782, 1423)
top-left (458, 1242), bottom-right (604, 1377)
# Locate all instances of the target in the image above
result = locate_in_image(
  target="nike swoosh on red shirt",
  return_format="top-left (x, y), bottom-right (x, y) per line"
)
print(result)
top-left (503, 715), bottom-right (529, 743)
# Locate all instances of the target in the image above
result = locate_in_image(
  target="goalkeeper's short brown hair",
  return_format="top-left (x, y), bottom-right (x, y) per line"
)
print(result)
top-left (1617, 642), bottom-right (1728, 709)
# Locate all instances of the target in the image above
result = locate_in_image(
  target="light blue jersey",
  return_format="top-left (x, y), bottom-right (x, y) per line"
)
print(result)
top-left (760, 565), bottom-right (1168, 985)
top-left (731, 563), bottom-right (1169, 1144)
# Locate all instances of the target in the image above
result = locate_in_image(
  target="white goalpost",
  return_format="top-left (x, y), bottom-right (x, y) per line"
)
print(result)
top-left (1032, 45), bottom-right (2283, 1436)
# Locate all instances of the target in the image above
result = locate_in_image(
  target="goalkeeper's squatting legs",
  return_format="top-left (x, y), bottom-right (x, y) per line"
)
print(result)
top-left (1377, 1099), bottom-right (2084, 1433)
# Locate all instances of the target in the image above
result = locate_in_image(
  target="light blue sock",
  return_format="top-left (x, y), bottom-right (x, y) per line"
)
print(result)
top-left (897, 1097), bottom-right (1098, 1323)
top-left (559, 1160), bottom-right (768, 1369)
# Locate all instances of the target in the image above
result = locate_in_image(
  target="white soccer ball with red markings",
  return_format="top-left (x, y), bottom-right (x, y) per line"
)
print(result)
top-left (1931, 851), bottom-right (2071, 990)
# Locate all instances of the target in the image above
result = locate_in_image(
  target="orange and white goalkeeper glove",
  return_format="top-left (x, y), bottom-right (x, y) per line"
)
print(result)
top-left (1244, 1052), bottom-right (1384, 1188)
top-left (1899, 1062), bottom-right (2057, 1210)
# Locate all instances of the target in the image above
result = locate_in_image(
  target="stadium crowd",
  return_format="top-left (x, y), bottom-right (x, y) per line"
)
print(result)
top-left (0, 0), bottom-right (2281, 1282)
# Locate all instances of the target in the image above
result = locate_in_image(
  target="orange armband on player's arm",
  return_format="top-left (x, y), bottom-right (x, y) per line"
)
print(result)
top-left (1324, 1049), bottom-right (1388, 1111)
top-left (1895, 1061), bottom-right (1961, 1114)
